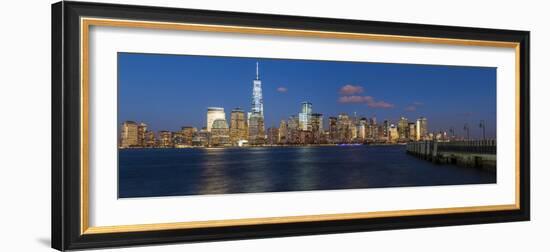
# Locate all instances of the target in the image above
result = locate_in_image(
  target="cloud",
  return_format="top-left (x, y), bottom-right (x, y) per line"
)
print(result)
top-left (412, 101), bottom-right (423, 106)
top-left (339, 84), bottom-right (364, 95)
top-left (338, 95), bottom-right (395, 109)
top-left (338, 95), bottom-right (371, 103)
top-left (276, 87), bottom-right (288, 93)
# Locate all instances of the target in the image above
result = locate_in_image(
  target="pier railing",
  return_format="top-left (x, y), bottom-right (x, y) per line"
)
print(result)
top-left (407, 140), bottom-right (496, 156)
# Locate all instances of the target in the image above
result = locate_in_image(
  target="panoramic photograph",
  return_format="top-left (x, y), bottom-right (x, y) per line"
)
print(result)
top-left (117, 52), bottom-right (497, 198)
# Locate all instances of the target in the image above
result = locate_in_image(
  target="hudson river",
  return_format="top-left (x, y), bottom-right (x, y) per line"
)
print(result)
top-left (119, 145), bottom-right (496, 198)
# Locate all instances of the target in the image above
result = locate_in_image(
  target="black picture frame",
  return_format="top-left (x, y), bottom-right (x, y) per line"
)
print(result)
top-left (52, 1), bottom-right (530, 251)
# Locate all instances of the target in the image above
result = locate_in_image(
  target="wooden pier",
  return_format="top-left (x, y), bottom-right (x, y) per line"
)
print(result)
top-left (406, 140), bottom-right (496, 172)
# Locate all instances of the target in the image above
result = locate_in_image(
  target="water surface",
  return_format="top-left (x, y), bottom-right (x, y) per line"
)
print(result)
top-left (118, 145), bottom-right (496, 198)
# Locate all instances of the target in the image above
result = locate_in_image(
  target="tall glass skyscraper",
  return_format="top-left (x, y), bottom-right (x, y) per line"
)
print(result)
top-left (248, 62), bottom-right (265, 145)
top-left (299, 102), bottom-right (313, 131)
top-left (251, 62), bottom-right (263, 116)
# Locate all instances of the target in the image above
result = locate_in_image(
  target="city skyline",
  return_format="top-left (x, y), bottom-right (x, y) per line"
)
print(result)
top-left (118, 52), bottom-right (496, 139)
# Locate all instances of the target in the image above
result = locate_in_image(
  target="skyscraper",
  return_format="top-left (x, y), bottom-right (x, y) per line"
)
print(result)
top-left (137, 123), bottom-right (147, 147)
top-left (416, 117), bottom-right (428, 140)
top-left (311, 113), bottom-right (324, 144)
top-left (211, 119), bottom-right (230, 146)
top-left (298, 101), bottom-right (313, 131)
top-left (206, 107), bottom-right (226, 132)
top-left (278, 120), bottom-right (287, 144)
top-left (287, 115), bottom-right (299, 144)
top-left (337, 113), bottom-right (352, 143)
top-left (248, 62), bottom-right (265, 145)
top-left (229, 108), bottom-right (247, 145)
top-left (408, 122), bottom-right (417, 141)
top-left (398, 116), bottom-right (409, 140)
top-left (389, 124), bottom-right (399, 143)
top-left (328, 117), bottom-right (338, 143)
top-left (251, 62), bottom-right (264, 116)
top-left (357, 118), bottom-right (367, 140)
top-left (120, 121), bottom-right (138, 148)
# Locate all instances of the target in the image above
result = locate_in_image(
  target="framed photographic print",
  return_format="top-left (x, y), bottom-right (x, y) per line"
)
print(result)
top-left (52, 1), bottom-right (530, 250)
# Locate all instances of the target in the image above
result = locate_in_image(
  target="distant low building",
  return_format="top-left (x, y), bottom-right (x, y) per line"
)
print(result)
top-left (328, 117), bottom-right (338, 143)
top-left (180, 126), bottom-right (196, 146)
top-left (158, 131), bottom-right (173, 148)
top-left (144, 130), bottom-right (156, 147)
top-left (267, 127), bottom-right (279, 145)
top-left (193, 128), bottom-right (210, 147)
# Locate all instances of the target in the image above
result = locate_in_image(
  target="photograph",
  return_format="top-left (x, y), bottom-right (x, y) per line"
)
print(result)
top-left (46, 1), bottom-right (533, 251)
top-left (117, 53), bottom-right (497, 198)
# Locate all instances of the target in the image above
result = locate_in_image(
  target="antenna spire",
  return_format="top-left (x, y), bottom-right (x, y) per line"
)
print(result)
top-left (256, 61), bottom-right (259, 80)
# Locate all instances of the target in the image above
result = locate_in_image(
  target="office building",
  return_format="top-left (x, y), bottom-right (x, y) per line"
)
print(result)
top-left (298, 101), bottom-right (313, 131)
top-left (230, 108), bottom-right (247, 145)
top-left (158, 130), bottom-right (173, 147)
top-left (120, 121), bottom-right (138, 148)
top-left (211, 119), bottom-right (230, 146)
top-left (416, 117), bottom-right (428, 140)
top-left (248, 62), bottom-right (265, 145)
top-left (206, 107), bottom-right (226, 132)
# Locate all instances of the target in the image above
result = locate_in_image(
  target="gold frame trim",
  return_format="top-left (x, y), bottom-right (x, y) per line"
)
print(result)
top-left (80, 17), bottom-right (521, 235)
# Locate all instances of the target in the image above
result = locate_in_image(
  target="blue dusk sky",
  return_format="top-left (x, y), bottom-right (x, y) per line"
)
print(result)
top-left (118, 52), bottom-right (496, 139)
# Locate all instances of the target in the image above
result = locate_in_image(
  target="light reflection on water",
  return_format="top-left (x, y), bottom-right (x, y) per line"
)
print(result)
top-left (118, 145), bottom-right (496, 198)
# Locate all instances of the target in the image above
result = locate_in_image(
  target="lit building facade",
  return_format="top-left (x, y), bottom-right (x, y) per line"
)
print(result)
top-left (398, 116), bottom-right (409, 140)
top-left (408, 122), bottom-right (417, 141)
top-left (120, 121), bottom-right (138, 148)
top-left (298, 102), bottom-right (313, 131)
top-left (180, 126), bottom-right (196, 146)
top-left (383, 120), bottom-right (390, 139)
top-left (328, 117), bottom-right (338, 143)
top-left (211, 119), bottom-right (230, 146)
top-left (193, 128), bottom-right (210, 146)
top-left (357, 118), bottom-right (367, 140)
top-left (206, 107), bottom-right (226, 132)
top-left (416, 117), bottom-right (428, 140)
top-left (248, 62), bottom-right (265, 145)
top-left (287, 115), bottom-right (299, 144)
top-left (229, 108), bottom-right (247, 145)
top-left (337, 113), bottom-right (353, 143)
top-left (389, 124), bottom-right (399, 143)
top-left (278, 120), bottom-right (287, 144)
top-left (144, 130), bottom-right (156, 147)
top-left (158, 130), bottom-right (173, 147)
top-left (267, 127), bottom-right (279, 145)
top-left (137, 123), bottom-right (147, 147)
top-left (311, 113), bottom-right (324, 144)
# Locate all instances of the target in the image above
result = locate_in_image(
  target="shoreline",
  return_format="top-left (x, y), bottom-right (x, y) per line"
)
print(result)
top-left (118, 143), bottom-right (408, 150)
